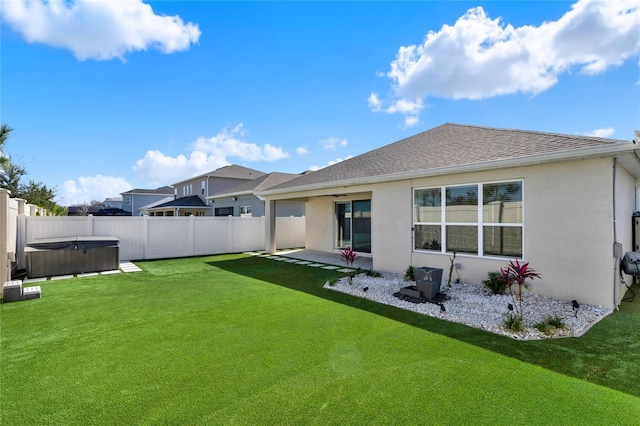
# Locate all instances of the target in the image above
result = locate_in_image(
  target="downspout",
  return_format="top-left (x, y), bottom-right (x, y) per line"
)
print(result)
top-left (613, 158), bottom-right (619, 310)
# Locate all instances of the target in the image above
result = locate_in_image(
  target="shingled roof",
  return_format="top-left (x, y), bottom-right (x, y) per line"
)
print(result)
top-left (208, 172), bottom-right (304, 198)
top-left (262, 123), bottom-right (633, 194)
top-left (121, 186), bottom-right (174, 195)
top-left (151, 195), bottom-right (208, 209)
top-left (172, 165), bottom-right (266, 186)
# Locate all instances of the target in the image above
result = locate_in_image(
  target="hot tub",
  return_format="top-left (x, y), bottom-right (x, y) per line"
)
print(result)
top-left (25, 236), bottom-right (120, 278)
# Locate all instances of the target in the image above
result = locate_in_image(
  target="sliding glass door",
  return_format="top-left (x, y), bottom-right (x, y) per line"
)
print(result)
top-left (335, 199), bottom-right (371, 253)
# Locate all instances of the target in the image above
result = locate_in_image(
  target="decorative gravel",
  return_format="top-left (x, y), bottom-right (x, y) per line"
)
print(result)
top-left (324, 272), bottom-right (612, 340)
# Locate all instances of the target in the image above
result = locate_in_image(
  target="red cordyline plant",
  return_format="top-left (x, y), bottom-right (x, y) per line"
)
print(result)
top-left (339, 247), bottom-right (359, 284)
top-left (500, 259), bottom-right (541, 320)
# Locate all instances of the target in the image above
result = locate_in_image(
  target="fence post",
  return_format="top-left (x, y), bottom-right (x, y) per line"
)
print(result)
top-left (16, 199), bottom-right (26, 215)
top-left (0, 189), bottom-right (11, 285)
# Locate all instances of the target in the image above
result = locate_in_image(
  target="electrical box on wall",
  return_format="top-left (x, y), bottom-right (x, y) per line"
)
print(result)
top-left (614, 242), bottom-right (623, 259)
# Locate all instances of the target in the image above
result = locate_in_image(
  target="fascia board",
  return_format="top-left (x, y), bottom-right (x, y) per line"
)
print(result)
top-left (206, 190), bottom-right (255, 200)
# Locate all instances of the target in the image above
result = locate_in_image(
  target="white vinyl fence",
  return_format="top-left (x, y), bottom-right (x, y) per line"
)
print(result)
top-left (1, 187), bottom-right (305, 283)
top-left (1, 189), bottom-right (45, 285)
top-left (17, 215), bottom-right (305, 265)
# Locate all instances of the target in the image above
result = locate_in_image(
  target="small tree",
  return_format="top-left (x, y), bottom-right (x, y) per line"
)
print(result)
top-left (339, 247), bottom-right (359, 285)
top-left (500, 259), bottom-right (541, 320)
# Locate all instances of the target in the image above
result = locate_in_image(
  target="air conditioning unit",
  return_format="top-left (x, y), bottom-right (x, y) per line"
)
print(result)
top-left (621, 251), bottom-right (640, 275)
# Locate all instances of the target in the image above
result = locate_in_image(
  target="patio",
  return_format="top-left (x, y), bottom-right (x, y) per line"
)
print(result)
top-left (275, 248), bottom-right (373, 270)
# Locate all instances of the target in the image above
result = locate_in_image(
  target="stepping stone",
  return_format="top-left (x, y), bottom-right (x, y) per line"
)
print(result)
top-left (101, 270), bottom-right (121, 275)
top-left (322, 266), bottom-right (340, 270)
top-left (23, 277), bottom-right (46, 284)
top-left (337, 268), bottom-right (353, 273)
top-left (51, 275), bottom-right (74, 281)
top-left (120, 264), bottom-right (142, 272)
top-left (296, 261), bottom-right (312, 265)
top-left (307, 263), bottom-right (325, 267)
top-left (77, 272), bottom-right (99, 278)
top-left (284, 259), bottom-right (300, 263)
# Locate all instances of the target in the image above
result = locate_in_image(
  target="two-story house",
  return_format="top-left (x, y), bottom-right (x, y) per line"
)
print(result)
top-left (147, 165), bottom-right (266, 217)
top-left (120, 186), bottom-right (175, 216)
top-left (206, 172), bottom-right (306, 217)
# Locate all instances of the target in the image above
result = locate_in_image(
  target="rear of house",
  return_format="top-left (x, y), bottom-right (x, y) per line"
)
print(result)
top-left (261, 123), bottom-right (640, 310)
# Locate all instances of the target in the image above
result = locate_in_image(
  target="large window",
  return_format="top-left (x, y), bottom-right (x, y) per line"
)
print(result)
top-left (414, 181), bottom-right (522, 257)
top-left (215, 207), bottom-right (234, 216)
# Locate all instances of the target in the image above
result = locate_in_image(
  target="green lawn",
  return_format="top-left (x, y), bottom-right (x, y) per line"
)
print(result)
top-left (2, 254), bottom-right (639, 425)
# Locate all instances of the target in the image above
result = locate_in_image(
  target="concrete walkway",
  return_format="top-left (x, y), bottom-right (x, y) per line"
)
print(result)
top-left (258, 249), bottom-right (373, 271)
top-left (22, 261), bottom-right (142, 284)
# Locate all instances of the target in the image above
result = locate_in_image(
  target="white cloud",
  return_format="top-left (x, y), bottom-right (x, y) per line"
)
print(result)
top-left (583, 127), bottom-right (615, 138)
top-left (133, 124), bottom-right (289, 186)
top-left (368, 93), bottom-right (383, 109)
top-left (320, 137), bottom-right (348, 150)
top-left (1, 0), bottom-right (201, 60)
top-left (59, 175), bottom-right (131, 205)
top-left (308, 155), bottom-right (354, 171)
top-left (296, 147), bottom-right (310, 155)
top-left (372, 0), bottom-right (640, 124)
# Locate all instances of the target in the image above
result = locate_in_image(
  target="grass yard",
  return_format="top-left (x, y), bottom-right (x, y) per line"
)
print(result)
top-left (1, 254), bottom-right (639, 425)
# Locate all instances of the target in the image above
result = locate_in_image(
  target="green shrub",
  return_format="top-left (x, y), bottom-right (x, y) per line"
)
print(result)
top-left (482, 271), bottom-right (508, 294)
top-left (366, 270), bottom-right (382, 277)
top-left (503, 314), bottom-right (525, 332)
top-left (404, 265), bottom-right (415, 282)
top-left (327, 278), bottom-right (339, 287)
top-left (535, 314), bottom-right (566, 335)
top-left (534, 321), bottom-right (552, 334)
top-left (545, 314), bottom-right (566, 329)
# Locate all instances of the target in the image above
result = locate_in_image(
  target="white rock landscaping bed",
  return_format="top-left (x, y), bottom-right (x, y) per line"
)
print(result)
top-left (324, 272), bottom-right (612, 340)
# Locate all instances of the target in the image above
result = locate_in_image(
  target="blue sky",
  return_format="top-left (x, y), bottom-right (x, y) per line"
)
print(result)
top-left (1, 0), bottom-right (638, 205)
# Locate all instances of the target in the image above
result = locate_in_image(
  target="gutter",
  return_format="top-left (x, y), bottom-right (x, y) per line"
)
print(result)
top-left (206, 190), bottom-right (254, 200)
top-left (259, 143), bottom-right (639, 197)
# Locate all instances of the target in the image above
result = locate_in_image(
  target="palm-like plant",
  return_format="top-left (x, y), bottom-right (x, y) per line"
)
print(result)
top-left (500, 259), bottom-right (541, 320)
top-left (339, 247), bottom-right (359, 284)
top-left (0, 124), bottom-right (13, 171)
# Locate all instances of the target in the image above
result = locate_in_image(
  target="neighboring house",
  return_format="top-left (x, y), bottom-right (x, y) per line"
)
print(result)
top-left (66, 197), bottom-right (126, 216)
top-left (206, 172), bottom-right (306, 217)
top-left (147, 165), bottom-right (266, 217)
top-left (137, 196), bottom-right (175, 216)
top-left (260, 123), bottom-right (640, 310)
top-left (104, 197), bottom-right (123, 209)
top-left (121, 186), bottom-right (175, 216)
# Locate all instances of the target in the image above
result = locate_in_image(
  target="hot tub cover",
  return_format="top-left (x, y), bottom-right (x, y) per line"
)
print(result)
top-left (26, 236), bottom-right (119, 250)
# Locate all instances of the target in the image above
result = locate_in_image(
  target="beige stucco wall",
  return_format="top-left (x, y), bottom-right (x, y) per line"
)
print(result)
top-left (271, 156), bottom-right (636, 309)
top-left (615, 163), bottom-right (636, 306)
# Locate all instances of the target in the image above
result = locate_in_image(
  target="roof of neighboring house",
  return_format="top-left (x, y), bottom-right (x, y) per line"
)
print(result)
top-left (148, 195), bottom-right (209, 209)
top-left (207, 172), bottom-right (303, 199)
top-left (137, 196), bottom-right (175, 212)
top-left (171, 165), bottom-right (267, 186)
top-left (121, 186), bottom-right (174, 195)
top-left (261, 123), bottom-right (635, 194)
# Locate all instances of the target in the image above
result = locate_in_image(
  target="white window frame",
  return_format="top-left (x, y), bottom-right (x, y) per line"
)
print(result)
top-left (413, 179), bottom-right (523, 258)
top-left (240, 206), bottom-right (252, 217)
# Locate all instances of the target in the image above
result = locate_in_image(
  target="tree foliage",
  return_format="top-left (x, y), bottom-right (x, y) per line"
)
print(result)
top-left (0, 124), bottom-right (13, 171)
top-left (0, 123), bottom-right (64, 214)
